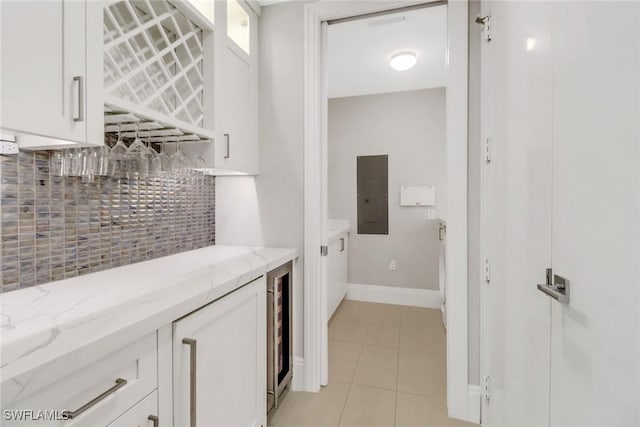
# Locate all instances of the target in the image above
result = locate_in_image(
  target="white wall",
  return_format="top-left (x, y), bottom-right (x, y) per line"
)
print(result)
top-left (215, 0), bottom-right (306, 366)
top-left (328, 88), bottom-right (446, 290)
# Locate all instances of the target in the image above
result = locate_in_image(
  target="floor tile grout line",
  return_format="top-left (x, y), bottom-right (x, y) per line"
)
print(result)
top-left (347, 337), bottom-right (366, 383)
top-left (336, 380), bottom-right (353, 426)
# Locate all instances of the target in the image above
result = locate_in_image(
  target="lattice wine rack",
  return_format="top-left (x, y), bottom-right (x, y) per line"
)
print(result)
top-left (103, 0), bottom-right (212, 141)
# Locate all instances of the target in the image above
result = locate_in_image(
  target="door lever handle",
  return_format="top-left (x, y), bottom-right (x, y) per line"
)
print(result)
top-left (537, 271), bottom-right (570, 304)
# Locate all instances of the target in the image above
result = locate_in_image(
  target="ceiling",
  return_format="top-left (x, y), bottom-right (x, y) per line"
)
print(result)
top-left (327, 5), bottom-right (447, 99)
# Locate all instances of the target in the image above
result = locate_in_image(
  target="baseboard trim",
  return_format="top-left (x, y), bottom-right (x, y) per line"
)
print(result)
top-left (346, 283), bottom-right (442, 309)
top-left (290, 356), bottom-right (305, 391)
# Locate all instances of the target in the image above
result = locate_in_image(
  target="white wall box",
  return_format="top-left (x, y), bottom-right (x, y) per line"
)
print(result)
top-left (0, 0), bottom-right (104, 149)
top-left (2, 332), bottom-right (157, 427)
top-left (400, 186), bottom-right (436, 206)
top-left (173, 276), bottom-right (267, 427)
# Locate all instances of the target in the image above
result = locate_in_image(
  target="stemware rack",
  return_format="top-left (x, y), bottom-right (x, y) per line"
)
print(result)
top-left (104, 107), bottom-right (210, 146)
top-left (104, 0), bottom-right (214, 143)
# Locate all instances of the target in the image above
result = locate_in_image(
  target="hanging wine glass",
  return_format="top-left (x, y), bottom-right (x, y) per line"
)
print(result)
top-left (127, 124), bottom-right (150, 178)
top-left (158, 138), bottom-right (171, 173)
top-left (50, 150), bottom-right (66, 177)
top-left (189, 152), bottom-right (207, 177)
top-left (66, 148), bottom-right (83, 177)
top-left (169, 138), bottom-right (190, 172)
top-left (95, 143), bottom-right (110, 177)
top-left (109, 126), bottom-right (131, 179)
top-left (80, 147), bottom-right (98, 183)
top-left (148, 134), bottom-right (162, 177)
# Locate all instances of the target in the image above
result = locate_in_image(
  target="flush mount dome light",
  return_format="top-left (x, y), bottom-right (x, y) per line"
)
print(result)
top-left (390, 51), bottom-right (417, 71)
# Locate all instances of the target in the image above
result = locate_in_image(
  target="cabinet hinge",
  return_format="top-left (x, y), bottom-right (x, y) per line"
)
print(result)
top-left (484, 138), bottom-right (492, 163)
top-left (484, 258), bottom-right (491, 283)
top-left (475, 15), bottom-right (492, 42)
top-left (483, 375), bottom-right (491, 401)
top-left (320, 245), bottom-right (328, 257)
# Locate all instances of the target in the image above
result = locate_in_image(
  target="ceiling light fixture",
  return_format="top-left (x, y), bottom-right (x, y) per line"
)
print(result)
top-left (390, 51), bottom-right (417, 71)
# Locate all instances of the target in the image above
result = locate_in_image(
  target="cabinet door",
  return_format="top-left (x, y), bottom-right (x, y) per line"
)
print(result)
top-left (0, 0), bottom-right (87, 143)
top-left (173, 277), bottom-right (266, 427)
top-left (327, 235), bottom-right (348, 320)
top-left (107, 391), bottom-right (158, 427)
top-left (214, 0), bottom-right (259, 174)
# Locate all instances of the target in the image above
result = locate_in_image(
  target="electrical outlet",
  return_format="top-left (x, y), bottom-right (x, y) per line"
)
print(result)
top-left (389, 260), bottom-right (397, 271)
top-left (427, 209), bottom-right (435, 220)
top-left (0, 135), bottom-right (18, 155)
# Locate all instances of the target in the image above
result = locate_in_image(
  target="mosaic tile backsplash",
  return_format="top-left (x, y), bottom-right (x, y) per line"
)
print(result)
top-left (0, 151), bottom-right (215, 293)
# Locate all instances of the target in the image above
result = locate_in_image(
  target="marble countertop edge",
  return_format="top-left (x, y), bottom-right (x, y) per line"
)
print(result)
top-left (0, 245), bottom-right (298, 386)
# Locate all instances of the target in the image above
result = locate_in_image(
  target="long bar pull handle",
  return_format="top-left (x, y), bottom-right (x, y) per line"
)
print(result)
top-left (62, 378), bottom-right (127, 419)
top-left (182, 338), bottom-right (197, 427)
top-left (536, 283), bottom-right (569, 303)
top-left (271, 278), bottom-right (280, 408)
top-left (340, 237), bottom-right (345, 252)
top-left (148, 415), bottom-right (159, 427)
top-left (224, 133), bottom-right (230, 159)
top-left (73, 76), bottom-right (84, 122)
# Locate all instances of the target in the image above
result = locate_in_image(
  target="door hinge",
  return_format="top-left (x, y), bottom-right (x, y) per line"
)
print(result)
top-left (484, 258), bottom-right (491, 283)
top-left (483, 375), bottom-right (491, 401)
top-left (475, 15), bottom-right (492, 42)
top-left (484, 138), bottom-right (492, 163)
top-left (320, 245), bottom-right (328, 256)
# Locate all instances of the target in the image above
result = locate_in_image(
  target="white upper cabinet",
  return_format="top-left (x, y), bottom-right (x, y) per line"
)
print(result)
top-left (0, 0), bottom-right (103, 149)
top-left (182, 0), bottom-right (259, 175)
top-left (215, 0), bottom-right (259, 174)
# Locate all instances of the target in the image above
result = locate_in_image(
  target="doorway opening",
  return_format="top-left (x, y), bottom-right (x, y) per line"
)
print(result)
top-left (303, 0), bottom-right (477, 423)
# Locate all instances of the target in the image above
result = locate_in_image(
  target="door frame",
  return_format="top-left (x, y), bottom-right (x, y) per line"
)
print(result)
top-left (302, 0), bottom-right (478, 422)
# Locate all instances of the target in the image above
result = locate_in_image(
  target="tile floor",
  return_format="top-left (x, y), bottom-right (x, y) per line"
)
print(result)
top-left (268, 300), bottom-right (478, 427)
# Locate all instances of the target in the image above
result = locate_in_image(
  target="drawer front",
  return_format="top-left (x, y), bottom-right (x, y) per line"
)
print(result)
top-left (2, 332), bottom-right (157, 427)
top-left (107, 391), bottom-right (158, 427)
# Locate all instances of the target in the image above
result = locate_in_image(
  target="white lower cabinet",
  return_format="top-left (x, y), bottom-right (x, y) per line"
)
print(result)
top-left (1, 278), bottom-right (271, 427)
top-left (1, 332), bottom-right (157, 427)
top-left (107, 391), bottom-right (158, 427)
top-left (327, 233), bottom-right (349, 320)
top-left (173, 277), bottom-right (267, 427)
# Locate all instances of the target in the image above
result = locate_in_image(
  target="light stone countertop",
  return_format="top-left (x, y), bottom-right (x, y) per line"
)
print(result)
top-left (0, 245), bottom-right (298, 397)
top-left (327, 219), bottom-right (350, 242)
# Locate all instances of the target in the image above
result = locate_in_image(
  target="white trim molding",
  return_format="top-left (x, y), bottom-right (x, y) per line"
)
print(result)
top-left (346, 283), bottom-right (442, 309)
top-left (445, 0), bottom-right (472, 422)
top-left (467, 385), bottom-right (482, 422)
top-left (290, 356), bottom-right (305, 392)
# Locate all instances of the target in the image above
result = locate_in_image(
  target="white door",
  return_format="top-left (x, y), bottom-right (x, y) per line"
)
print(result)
top-left (173, 277), bottom-right (266, 427)
top-left (0, 0), bottom-right (87, 142)
top-left (481, 2), bottom-right (553, 425)
top-left (548, 2), bottom-right (640, 425)
top-left (483, 2), bottom-right (640, 426)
